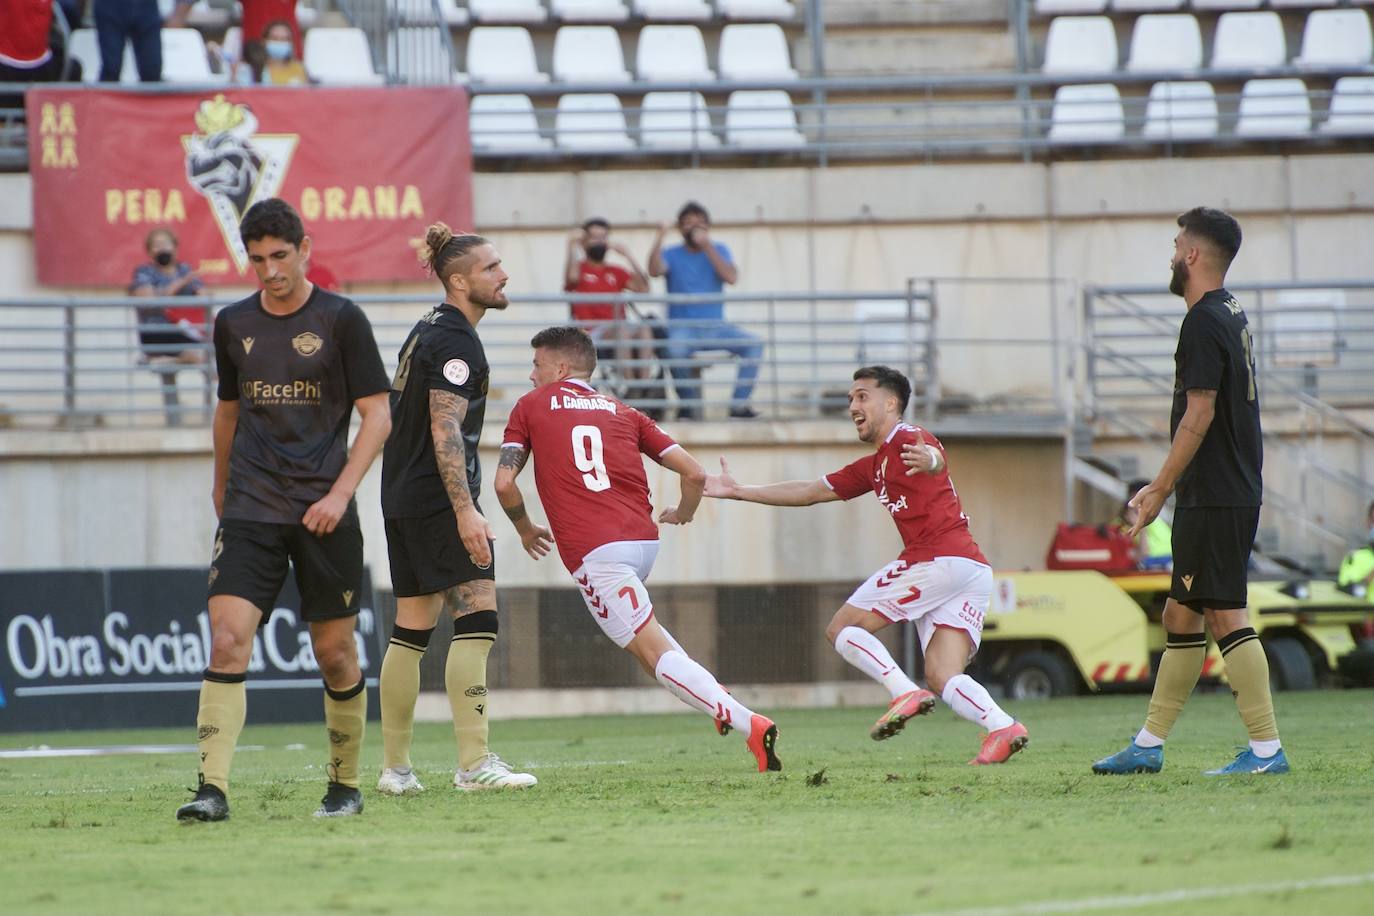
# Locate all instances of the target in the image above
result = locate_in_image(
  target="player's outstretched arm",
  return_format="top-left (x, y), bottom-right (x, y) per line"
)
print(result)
top-left (302, 391), bottom-right (392, 536)
top-left (657, 447), bottom-right (708, 525)
top-left (1129, 388), bottom-right (1216, 538)
top-left (493, 445), bottom-right (555, 560)
top-left (703, 457), bottom-right (839, 507)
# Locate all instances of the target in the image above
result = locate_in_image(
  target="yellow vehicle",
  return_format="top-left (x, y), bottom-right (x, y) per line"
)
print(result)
top-left (972, 570), bottom-right (1374, 699)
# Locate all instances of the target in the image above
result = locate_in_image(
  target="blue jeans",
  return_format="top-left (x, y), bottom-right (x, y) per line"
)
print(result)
top-left (664, 321), bottom-right (763, 411)
top-left (96, 0), bottom-right (163, 82)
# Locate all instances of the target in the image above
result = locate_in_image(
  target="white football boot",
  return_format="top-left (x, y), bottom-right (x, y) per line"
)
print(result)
top-left (453, 753), bottom-right (538, 790)
top-left (376, 766), bottom-right (425, 796)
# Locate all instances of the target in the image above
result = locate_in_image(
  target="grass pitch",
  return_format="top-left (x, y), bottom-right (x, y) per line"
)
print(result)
top-left (1, 691), bottom-right (1372, 916)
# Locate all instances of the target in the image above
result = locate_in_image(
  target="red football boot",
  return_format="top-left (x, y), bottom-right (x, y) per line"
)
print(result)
top-left (970, 721), bottom-right (1029, 765)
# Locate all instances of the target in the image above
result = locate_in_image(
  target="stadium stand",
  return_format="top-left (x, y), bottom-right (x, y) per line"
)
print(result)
top-left (555, 92), bottom-right (636, 147)
top-left (723, 89), bottom-right (805, 146)
top-left (1042, 16), bottom-right (1119, 72)
top-left (436, 0), bottom-right (473, 26)
top-left (469, 0), bottom-right (551, 24)
top-left (159, 29), bottom-right (217, 83)
top-left (1142, 80), bottom-right (1219, 139)
top-left (552, 26), bottom-right (633, 82)
top-left (1035, 0), bottom-right (1107, 13)
top-left (303, 27), bottom-right (385, 84)
top-left (469, 93), bottom-right (555, 149)
top-left (1209, 12), bottom-right (1287, 70)
top-left (1293, 9), bottom-right (1373, 69)
top-left (68, 28), bottom-right (136, 83)
top-left (1320, 75), bottom-right (1374, 134)
top-left (633, 0), bottom-right (713, 21)
top-left (635, 25), bottom-right (715, 80)
top-left (466, 26), bottom-right (550, 82)
top-left (1047, 83), bottom-right (1125, 142)
top-left (1235, 77), bottom-right (1312, 136)
top-left (639, 91), bottom-right (721, 147)
top-left (551, 0), bottom-right (632, 22)
top-left (1111, 1), bottom-right (1184, 11)
top-left (718, 23), bottom-right (800, 80)
top-left (716, 0), bottom-right (796, 21)
top-left (1192, 0), bottom-right (1262, 10)
top-left (1125, 14), bottom-right (1203, 72)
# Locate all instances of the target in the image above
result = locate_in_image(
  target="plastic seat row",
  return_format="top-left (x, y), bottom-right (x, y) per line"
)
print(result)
top-left (467, 22), bottom-right (796, 82)
top-left (469, 90), bottom-right (804, 150)
top-left (1044, 9), bottom-right (1374, 72)
top-left (1048, 75), bottom-right (1374, 141)
top-left (460, 0), bottom-right (795, 23)
top-left (1038, 1), bottom-right (1374, 13)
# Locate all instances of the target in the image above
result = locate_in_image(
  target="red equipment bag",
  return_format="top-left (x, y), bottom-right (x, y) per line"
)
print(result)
top-left (1046, 523), bottom-right (1136, 571)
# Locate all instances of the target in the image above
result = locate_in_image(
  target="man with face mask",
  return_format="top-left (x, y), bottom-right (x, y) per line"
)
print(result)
top-left (130, 226), bottom-right (208, 369)
top-left (1337, 501), bottom-right (1374, 600)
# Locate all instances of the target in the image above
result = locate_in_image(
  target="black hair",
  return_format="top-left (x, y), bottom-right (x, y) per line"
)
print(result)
top-left (853, 365), bottom-right (911, 414)
top-left (420, 222), bottom-right (489, 285)
top-left (531, 326), bottom-right (597, 374)
top-left (144, 226), bottom-right (176, 250)
top-left (582, 217), bottom-right (610, 232)
top-left (1177, 207), bottom-right (1242, 269)
top-left (240, 198), bottom-right (305, 247)
top-left (677, 201), bottom-right (709, 224)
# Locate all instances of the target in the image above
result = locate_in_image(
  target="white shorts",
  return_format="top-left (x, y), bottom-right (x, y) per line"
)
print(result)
top-left (571, 540), bottom-right (659, 648)
top-left (846, 556), bottom-right (992, 656)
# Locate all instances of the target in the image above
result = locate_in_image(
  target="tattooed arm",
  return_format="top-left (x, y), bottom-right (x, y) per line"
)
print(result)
top-left (431, 389), bottom-right (494, 567)
top-left (493, 444), bottom-right (555, 560)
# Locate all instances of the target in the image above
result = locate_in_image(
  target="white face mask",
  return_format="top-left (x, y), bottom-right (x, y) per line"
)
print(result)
top-left (265, 40), bottom-right (293, 62)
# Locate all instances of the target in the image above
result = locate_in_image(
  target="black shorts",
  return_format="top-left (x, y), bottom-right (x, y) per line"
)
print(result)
top-left (1170, 506), bottom-right (1260, 612)
top-left (385, 505), bottom-right (495, 599)
top-left (208, 518), bottom-right (364, 621)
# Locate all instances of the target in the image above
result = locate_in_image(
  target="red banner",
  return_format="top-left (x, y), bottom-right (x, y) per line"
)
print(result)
top-left (25, 87), bottom-right (473, 287)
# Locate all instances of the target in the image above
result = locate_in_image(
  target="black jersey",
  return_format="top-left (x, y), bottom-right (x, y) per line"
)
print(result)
top-left (381, 304), bottom-right (490, 518)
top-left (213, 286), bottom-right (390, 524)
top-left (1170, 288), bottom-right (1263, 508)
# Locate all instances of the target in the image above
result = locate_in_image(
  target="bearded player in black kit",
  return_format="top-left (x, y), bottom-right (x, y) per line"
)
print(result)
top-left (177, 199), bottom-right (392, 821)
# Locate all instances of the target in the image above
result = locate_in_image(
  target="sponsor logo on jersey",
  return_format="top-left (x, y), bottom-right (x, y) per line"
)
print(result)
top-left (239, 378), bottom-right (322, 405)
top-left (443, 358), bottom-right (470, 385)
top-left (292, 331), bottom-right (323, 357)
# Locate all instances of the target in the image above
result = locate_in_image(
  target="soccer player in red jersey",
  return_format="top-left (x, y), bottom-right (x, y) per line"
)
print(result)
top-left (494, 327), bottom-right (781, 773)
top-left (704, 366), bottom-right (1028, 765)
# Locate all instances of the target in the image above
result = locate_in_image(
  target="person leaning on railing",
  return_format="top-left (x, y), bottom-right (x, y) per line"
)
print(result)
top-left (1337, 500), bottom-right (1374, 601)
top-left (130, 226), bottom-right (209, 366)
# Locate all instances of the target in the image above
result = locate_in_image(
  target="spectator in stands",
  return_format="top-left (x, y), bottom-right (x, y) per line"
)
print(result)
top-left (130, 227), bottom-right (209, 365)
top-left (241, 0), bottom-right (302, 60)
top-left (564, 217), bottom-right (660, 413)
top-left (256, 20), bottom-right (308, 86)
top-left (0, 0), bottom-right (67, 92)
top-left (649, 201), bottom-right (762, 420)
top-left (1338, 501), bottom-right (1374, 600)
top-left (95, 0), bottom-right (193, 83)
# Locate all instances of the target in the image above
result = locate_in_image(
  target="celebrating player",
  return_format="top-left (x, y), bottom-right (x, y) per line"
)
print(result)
top-left (493, 326), bottom-right (781, 773)
top-left (178, 199), bottom-right (392, 821)
top-left (703, 366), bottom-right (1028, 765)
top-left (376, 224), bottom-right (536, 795)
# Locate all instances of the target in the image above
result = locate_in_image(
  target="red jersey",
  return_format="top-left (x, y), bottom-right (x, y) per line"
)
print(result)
top-left (504, 378), bottom-right (679, 571)
top-left (566, 261), bottom-right (632, 325)
top-left (0, 0), bottom-right (52, 66)
top-left (242, 0), bottom-right (303, 55)
top-left (824, 423), bottom-right (988, 566)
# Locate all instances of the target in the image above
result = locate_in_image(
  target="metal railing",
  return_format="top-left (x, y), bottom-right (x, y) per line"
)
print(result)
top-left (0, 288), bottom-right (937, 428)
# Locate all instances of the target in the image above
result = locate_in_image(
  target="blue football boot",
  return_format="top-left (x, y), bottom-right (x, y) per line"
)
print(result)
top-left (1204, 747), bottom-right (1289, 776)
top-left (1091, 741), bottom-right (1163, 775)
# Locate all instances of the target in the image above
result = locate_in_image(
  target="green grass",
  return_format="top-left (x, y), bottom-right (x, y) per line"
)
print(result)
top-left (2, 691), bottom-right (1372, 916)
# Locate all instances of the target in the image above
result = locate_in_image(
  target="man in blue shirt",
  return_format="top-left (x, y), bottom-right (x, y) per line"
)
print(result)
top-left (649, 201), bottom-right (762, 420)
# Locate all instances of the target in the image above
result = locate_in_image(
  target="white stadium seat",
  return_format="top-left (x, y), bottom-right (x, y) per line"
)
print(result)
top-left (1035, 0), bottom-right (1107, 13)
top-left (636, 25), bottom-right (714, 81)
top-left (640, 91), bottom-right (721, 148)
top-left (1111, 1), bottom-right (1184, 11)
top-left (1235, 78), bottom-right (1311, 137)
top-left (69, 28), bottom-right (135, 82)
top-left (1047, 83), bottom-right (1125, 142)
top-left (303, 28), bottom-right (385, 85)
top-left (469, 0), bottom-right (550, 23)
top-left (1126, 14), bottom-right (1203, 72)
top-left (718, 24), bottom-right (799, 80)
top-left (555, 93), bottom-right (636, 149)
top-left (221, 26), bottom-right (242, 65)
top-left (553, 26), bottom-right (631, 83)
top-left (551, 0), bottom-right (630, 21)
top-left (1270, 0), bottom-right (1337, 8)
top-left (466, 27), bottom-right (549, 83)
top-left (470, 94), bottom-right (554, 150)
top-left (1210, 12), bottom-right (1286, 70)
top-left (436, 0), bottom-right (473, 25)
top-left (724, 90), bottom-right (805, 147)
top-left (1293, 10), bottom-right (1373, 69)
top-left (1320, 76), bottom-right (1374, 135)
top-left (634, 0), bottom-right (712, 20)
top-left (1042, 16), bottom-right (1118, 73)
top-left (1191, 0), bottom-right (1261, 10)
top-left (1143, 80), bottom-right (1218, 139)
top-left (716, 0), bottom-right (795, 21)
top-left (160, 29), bottom-right (216, 83)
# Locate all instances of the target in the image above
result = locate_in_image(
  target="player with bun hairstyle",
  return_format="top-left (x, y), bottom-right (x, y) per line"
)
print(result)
top-left (377, 222), bottom-right (539, 794)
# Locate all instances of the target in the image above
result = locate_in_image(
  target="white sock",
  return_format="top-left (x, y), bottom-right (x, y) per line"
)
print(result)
top-left (654, 650), bottom-right (754, 736)
top-left (833, 626), bottom-right (918, 699)
top-left (1249, 738), bottom-right (1282, 758)
top-left (1134, 727), bottom-right (1166, 749)
top-left (941, 674), bottom-right (1014, 731)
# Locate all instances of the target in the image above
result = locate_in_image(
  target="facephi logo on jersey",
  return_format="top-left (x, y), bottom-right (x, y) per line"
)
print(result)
top-left (240, 378), bottom-right (322, 405)
top-left (181, 95), bottom-right (298, 275)
top-left (443, 358), bottom-right (470, 386)
top-left (242, 336), bottom-right (255, 354)
top-left (292, 331), bottom-right (323, 357)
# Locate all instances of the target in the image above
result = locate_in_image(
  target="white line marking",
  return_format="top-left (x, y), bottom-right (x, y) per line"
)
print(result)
top-left (13, 678), bottom-right (378, 697)
top-left (921, 872), bottom-right (1374, 916)
top-left (0, 744), bottom-right (265, 759)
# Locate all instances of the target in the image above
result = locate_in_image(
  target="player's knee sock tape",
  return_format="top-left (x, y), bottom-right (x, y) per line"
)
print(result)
top-left (654, 650), bottom-right (754, 733)
top-left (1217, 627), bottom-right (1279, 743)
top-left (834, 626), bottom-right (918, 699)
top-left (1143, 631), bottom-right (1207, 742)
top-left (197, 669), bottom-right (247, 793)
top-left (449, 610), bottom-right (497, 772)
top-left (380, 625), bottom-right (434, 770)
top-left (323, 678), bottom-right (367, 789)
top-left (941, 674), bottom-right (1015, 732)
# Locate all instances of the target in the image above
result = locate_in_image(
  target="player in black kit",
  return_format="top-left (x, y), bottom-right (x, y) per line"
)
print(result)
top-left (1093, 207), bottom-right (1286, 777)
top-left (375, 223), bottom-right (543, 795)
top-left (177, 199), bottom-right (392, 822)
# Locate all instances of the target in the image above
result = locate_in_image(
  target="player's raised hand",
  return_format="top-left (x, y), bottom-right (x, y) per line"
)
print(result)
top-left (302, 489), bottom-right (350, 536)
top-left (457, 507), bottom-right (495, 568)
top-left (901, 442), bottom-right (940, 476)
top-left (1127, 481), bottom-right (1166, 539)
top-left (703, 457), bottom-right (738, 499)
top-left (520, 523), bottom-right (555, 560)
top-left (658, 505), bottom-right (693, 525)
